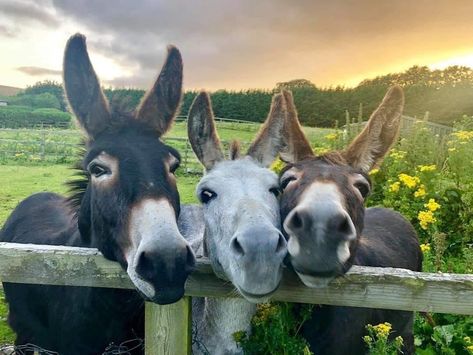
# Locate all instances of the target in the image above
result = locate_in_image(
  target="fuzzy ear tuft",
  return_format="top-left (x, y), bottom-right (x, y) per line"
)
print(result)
top-left (247, 92), bottom-right (287, 167)
top-left (63, 33), bottom-right (111, 138)
top-left (344, 85), bottom-right (404, 173)
top-left (187, 91), bottom-right (224, 170)
top-left (279, 90), bottom-right (314, 163)
top-left (136, 45), bottom-right (183, 136)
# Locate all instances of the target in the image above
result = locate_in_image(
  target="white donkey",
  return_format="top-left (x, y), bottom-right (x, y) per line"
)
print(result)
top-left (178, 91), bottom-right (288, 354)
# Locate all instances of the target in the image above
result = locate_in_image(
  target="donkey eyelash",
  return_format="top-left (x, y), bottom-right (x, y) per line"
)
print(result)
top-left (87, 162), bottom-right (110, 178)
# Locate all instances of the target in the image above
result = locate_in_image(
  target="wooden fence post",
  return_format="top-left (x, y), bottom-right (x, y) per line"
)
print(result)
top-left (145, 297), bottom-right (192, 355)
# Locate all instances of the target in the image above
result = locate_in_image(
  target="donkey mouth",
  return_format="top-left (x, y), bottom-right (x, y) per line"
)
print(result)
top-left (238, 286), bottom-right (279, 303)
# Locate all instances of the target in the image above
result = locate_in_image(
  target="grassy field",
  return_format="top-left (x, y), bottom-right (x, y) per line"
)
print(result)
top-left (0, 121), bottom-right (332, 167)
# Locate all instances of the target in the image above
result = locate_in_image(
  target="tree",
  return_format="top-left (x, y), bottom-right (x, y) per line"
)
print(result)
top-left (19, 80), bottom-right (67, 111)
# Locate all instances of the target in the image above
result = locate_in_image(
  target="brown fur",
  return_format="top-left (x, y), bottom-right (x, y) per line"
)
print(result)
top-left (63, 34), bottom-right (112, 137)
top-left (135, 45), bottom-right (183, 136)
top-left (280, 90), bottom-right (314, 163)
top-left (229, 140), bottom-right (241, 160)
top-left (247, 92), bottom-right (287, 167)
top-left (187, 91), bottom-right (225, 170)
top-left (343, 86), bottom-right (404, 172)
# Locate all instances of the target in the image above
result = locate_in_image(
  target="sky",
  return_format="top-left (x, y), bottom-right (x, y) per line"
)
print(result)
top-left (2, 0), bottom-right (473, 91)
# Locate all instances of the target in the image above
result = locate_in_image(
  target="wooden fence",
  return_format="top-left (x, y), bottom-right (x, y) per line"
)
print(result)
top-left (0, 117), bottom-right (257, 171)
top-left (0, 242), bottom-right (471, 354)
top-left (346, 115), bottom-right (453, 138)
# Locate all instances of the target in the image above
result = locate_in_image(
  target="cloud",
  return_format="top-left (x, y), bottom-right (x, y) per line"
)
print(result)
top-left (0, 0), bottom-right (59, 27)
top-left (0, 25), bottom-right (16, 38)
top-left (14, 0), bottom-right (473, 89)
top-left (17, 66), bottom-right (61, 76)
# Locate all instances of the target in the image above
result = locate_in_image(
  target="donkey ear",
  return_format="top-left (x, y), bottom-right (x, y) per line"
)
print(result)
top-left (63, 33), bottom-right (111, 138)
top-left (187, 91), bottom-right (224, 170)
top-left (344, 85), bottom-right (404, 173)
top-left (136, 45), bottom-right (183, 136)
top-left (246, 93), bottom-right (287, 167)
top-left (279, 90), bottom-right (314, 163)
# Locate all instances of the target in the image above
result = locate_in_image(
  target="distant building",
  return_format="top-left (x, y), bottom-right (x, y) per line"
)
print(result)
top-left (0, 100), bottom-right (7, 106)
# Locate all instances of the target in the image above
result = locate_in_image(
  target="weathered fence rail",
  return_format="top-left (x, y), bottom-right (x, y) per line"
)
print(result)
top-left (0, 243), bottom-right (472, 354)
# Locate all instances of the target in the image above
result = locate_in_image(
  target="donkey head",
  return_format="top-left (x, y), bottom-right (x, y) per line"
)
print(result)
top-left (279, 87), bottom-right (404, 287)
top-left (188, 92), bottom-right (287, 302)
top-left (64, 34), bottom-right (195, 304)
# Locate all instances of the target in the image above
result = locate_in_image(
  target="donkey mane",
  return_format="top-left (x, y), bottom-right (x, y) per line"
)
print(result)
top-left (229, 140), bottom-right (241, 160)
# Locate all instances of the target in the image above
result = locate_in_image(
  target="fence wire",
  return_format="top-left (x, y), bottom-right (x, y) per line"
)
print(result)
top-left (0, 338), bottom-right (144, 355)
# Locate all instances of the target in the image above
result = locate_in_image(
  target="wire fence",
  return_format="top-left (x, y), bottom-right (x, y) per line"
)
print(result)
top-left (0, 115), bottom-right (453, 171)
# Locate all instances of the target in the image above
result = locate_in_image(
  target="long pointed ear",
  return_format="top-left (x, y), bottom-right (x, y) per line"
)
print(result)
top-left (279, 90), bottom-right (314, 163)
top-left (63, 33), bottom-right (111, 138)
top-left (187, 91), bottom-right (224, 170)
top-left (344, 85), bottom-right (404, 173)
top-left (136, 45), bottom-right (183, 136)
top-left (246, 93), bottom-right (287, 167)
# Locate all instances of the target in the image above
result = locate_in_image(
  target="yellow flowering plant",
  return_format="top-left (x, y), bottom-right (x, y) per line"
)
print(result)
top-left (364, 322), bottom-right (404, 355)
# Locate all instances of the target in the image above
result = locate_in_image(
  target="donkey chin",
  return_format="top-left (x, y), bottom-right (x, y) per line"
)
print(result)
top-left (230, 265), bottom-right (284, 303)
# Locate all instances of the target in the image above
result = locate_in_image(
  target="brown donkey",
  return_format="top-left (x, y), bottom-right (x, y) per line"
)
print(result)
top-left (279, 87), bottom-right (422, 354)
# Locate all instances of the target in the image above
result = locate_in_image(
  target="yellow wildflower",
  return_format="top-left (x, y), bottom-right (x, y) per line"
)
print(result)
top-left (390, 150), bottom-right (407, 160)
top-left (389, 182), bottom-right (400, 193)
top-left (325, 133), bottom-right (339, 141)
top-left (418, 165), bottom-right (436, 172)
top-left (448, 147), bottom-right (457, 152)
top-left (314, 147), bottom-right (330, 155)
top-left (420, 243), bottom-right (431, 253)
top-left (414, 185), bottom-right (426, 198)
top-left (425, 198), bottom-right (440, 212)
top-left (467, 345), bottom-right (473, 353)
top-left (372, 322), bottom-right (392, 337)
top-left (398, 173), bottom-right (419, 189)
top-left (369, 168), bottom-right (379, 176)
top-left (453, 130), bottom-right (473, 141)
top-left (418, 210), bottom-right (436, 230)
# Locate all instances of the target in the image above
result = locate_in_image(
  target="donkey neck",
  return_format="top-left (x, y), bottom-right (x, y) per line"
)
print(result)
top-left (195, 297), bottom-right (256, 355)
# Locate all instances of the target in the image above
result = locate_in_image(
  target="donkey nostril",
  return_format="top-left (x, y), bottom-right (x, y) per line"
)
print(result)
top-left (136, 251), bottom-right (153, 280)
top-left (275, 234), bottom-right (287, 254)
top-left (290, 211), bottom-right (303, 230)
top-left (230, 237), bottom-right (245, 256)
top-left (337, 215), bottom-right (351, 234)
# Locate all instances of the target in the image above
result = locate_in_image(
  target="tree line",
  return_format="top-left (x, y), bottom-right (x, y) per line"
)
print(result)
top-left (4, 65), bottom-right (473, 127)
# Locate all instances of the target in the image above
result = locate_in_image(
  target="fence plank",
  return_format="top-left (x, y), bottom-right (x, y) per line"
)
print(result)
top-left (145, 298), bottom-right (191, 355)
top-left (0, 243), bottom-right (472, 315)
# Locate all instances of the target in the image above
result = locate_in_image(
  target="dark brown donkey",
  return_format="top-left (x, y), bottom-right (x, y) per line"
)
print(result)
top-left (0, 34), bottom-right (195, 354)
top-left (279, 87), bottom-right (422, 354)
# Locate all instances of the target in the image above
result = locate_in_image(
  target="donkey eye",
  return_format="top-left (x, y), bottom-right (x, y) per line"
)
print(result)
top-left (88, 163), bottom-right (109, 178)
top-left (200, 189), bottom-right (217, 204)
top-left (354, 182), bottom-right (370, 198)
top-left (169, 161), bottom-right (180, 174)
top-left (280, 176), bottom-right (296, 190)
top-left (269, 187), bottom-right (281, 198)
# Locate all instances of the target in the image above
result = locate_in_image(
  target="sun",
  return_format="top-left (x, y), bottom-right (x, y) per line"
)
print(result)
top-left (429, 52), bottom-right (473, 70)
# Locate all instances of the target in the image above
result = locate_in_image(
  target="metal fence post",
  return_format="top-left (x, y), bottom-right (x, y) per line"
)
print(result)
top-left (145, 297), bottom-right (192, 355)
